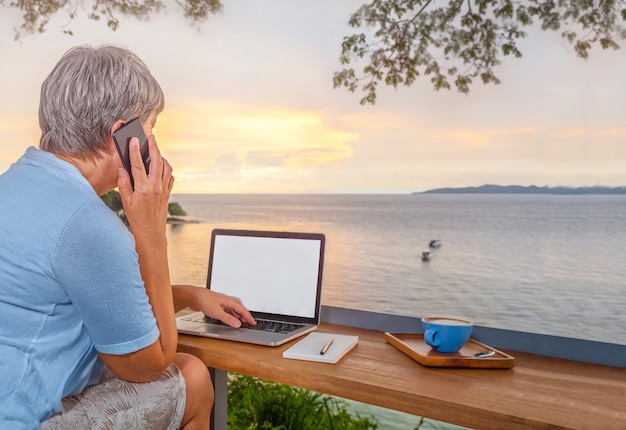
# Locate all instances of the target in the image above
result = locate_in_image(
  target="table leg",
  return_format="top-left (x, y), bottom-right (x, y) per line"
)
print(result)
top-left (209, 368), bottom-right (228, 430)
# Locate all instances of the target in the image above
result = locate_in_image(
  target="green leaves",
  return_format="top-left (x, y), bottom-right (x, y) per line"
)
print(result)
top-left (101, 189), bottom-right (187, 225)
top-left (4, 0), bottom-right (625, 104)
top-left (333, 0), bottom-right (626, 104)
top-left (101, 189), bottom-right (124, 214)
top-left (227, 374), bottom-right (379, 430)
top-left (167, 201), bottom-right (187, 217)
top-left (5, 0), bottom-right (222, 40)
top-left (178, 0), bottom-right (222, 21)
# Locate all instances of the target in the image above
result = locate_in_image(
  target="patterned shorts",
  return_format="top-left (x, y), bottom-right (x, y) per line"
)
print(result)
top-left (40, 363), bottom-right (186, 430)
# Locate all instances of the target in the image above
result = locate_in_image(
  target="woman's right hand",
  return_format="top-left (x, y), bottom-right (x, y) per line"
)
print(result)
top-left (117, 135), bottom-right (174, 240)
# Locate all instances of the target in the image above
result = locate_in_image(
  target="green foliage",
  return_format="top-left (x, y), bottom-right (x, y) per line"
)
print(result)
top-left (227, 374), bottom-right (379, 430)
top-left (100, 189), bottom-right (124, 214)
top-left (101, 189), bottom-right (128, 225)
top-left (333, 0), bottom-right (626, 104)
top-left (2, 0), bottom-right (223, 40)
top-left (6, 0), bottom-right (624, 102)
top-left (168, 201), bottom-right (187, 217)
top-left (100, 189), bottom-right (185, 223)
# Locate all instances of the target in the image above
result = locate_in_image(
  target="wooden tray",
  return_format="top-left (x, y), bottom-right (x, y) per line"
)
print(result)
top-left (385, 332), bottom-right (515, 368)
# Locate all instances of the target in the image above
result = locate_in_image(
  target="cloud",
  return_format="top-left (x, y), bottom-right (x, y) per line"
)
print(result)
top-left (427, 127), bottom-right (537, 147)
top-left (593, 128), bottom-right (625, 138)
top-left (551, 129), bottom-right (586, 138)
top-left (2, 1), bottom-right (626, 192)
top-left (156, 100), bottom-right (359, 192)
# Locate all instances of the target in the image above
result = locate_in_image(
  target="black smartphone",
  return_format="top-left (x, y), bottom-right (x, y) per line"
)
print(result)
top-left (112, 118), bottom-right (151, 187)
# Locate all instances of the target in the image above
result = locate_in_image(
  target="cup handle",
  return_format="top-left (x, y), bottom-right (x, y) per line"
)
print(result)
top-left (424, 329), bottom-right (439, 347)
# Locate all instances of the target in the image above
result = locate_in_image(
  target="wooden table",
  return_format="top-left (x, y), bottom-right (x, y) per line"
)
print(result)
top-left (177, 323), bottom-right (626, 430)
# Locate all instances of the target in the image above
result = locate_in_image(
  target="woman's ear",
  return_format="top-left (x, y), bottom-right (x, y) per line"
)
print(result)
top-left (107, 120), bottom-right (127, 152)
top-left (110, 119), bottom-right (126, 136)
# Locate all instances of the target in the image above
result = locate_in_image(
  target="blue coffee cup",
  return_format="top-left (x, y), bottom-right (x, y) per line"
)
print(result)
top-left (422, 317), bottom-right (473, 353)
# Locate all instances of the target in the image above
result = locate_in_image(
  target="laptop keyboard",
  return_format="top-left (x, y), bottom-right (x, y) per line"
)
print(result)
top-left (183, 313), bottom-right (305, 334)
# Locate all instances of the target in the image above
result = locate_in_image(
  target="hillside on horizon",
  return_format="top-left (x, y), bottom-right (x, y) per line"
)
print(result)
top-left (419, 184), bottom-right (626, 195)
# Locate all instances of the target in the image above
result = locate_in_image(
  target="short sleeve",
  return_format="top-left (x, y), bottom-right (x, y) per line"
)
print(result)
top-left (51, 201), bottom-right (159, 355)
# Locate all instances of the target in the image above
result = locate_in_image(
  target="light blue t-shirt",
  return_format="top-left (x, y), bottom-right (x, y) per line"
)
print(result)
top-left (0, 147), bottom-right (160, 429)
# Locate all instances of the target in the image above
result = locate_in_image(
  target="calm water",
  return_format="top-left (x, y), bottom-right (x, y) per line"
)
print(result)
top-left (167, 194), bottom-right (626, 346)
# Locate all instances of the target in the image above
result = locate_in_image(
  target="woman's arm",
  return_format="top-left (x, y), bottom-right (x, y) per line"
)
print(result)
top-left (99, 135), bottom-right (177, 383)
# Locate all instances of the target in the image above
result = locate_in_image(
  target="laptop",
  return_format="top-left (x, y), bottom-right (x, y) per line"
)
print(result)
top-left (176, 228), bottom-right (325, 346)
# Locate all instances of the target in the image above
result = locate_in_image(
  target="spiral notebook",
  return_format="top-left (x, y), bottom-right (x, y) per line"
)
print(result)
top-left (283, 332), bottom-right (359, 364)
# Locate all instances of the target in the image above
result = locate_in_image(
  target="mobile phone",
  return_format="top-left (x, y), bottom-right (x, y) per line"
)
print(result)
top-left (112, 118), bottom-right (151, 187)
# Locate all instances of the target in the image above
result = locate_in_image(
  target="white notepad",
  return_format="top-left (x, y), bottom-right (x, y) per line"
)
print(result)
top-left (283, 332), bottom-right (359, 364)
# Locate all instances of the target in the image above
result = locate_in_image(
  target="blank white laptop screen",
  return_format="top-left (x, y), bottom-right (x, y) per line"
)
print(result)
top-left (210, 234), bottom-right (322, 318)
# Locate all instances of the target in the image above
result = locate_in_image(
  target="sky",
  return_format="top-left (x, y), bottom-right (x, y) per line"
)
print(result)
top-left (1, 0), bottom-right (625, 194)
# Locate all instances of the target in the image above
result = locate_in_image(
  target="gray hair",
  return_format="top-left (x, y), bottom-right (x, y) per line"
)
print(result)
top-left (39, 45), bottom-right (164, 160)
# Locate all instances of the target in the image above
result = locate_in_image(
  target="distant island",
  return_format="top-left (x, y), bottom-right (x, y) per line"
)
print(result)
top-left (418, 184), bottom-right (626, 195)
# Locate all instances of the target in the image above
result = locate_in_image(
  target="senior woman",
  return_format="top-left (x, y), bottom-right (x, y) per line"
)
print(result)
top-left (0, 45), bottom-right (255, 429)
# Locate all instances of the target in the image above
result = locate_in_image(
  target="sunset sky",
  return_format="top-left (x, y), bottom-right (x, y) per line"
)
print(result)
top-left (1, 0), bottom-right (625, 193)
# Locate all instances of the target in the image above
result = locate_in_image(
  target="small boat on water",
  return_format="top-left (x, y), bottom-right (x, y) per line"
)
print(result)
top-left (429, 239), bottom-right (441, 248)
top-left (421, 250), bottom-right (432, 261)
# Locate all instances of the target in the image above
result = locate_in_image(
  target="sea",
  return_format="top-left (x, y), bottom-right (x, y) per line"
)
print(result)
top-left (166, 193), bottom-right (626, 429)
